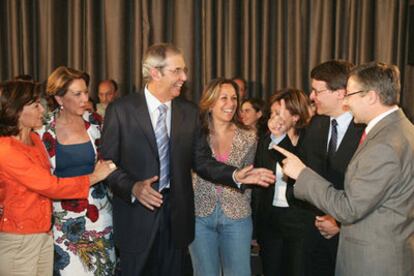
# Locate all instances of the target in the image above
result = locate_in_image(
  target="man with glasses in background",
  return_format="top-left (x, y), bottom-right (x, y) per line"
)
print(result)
top-left (291, 60), bottom-right (364, 276)
top-left (101, 43), bottom-right (275, 276)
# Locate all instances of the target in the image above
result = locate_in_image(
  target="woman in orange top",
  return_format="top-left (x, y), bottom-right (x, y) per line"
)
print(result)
top-left (0, 80), bottom-right (116, 276)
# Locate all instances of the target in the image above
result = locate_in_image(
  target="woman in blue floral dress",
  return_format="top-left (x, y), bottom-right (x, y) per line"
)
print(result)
top-left (37, 66), bottom-right (115, 276)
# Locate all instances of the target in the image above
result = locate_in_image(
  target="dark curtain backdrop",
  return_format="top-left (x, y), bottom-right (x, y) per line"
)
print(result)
top-left (0, 0), bottom-right (412, 113)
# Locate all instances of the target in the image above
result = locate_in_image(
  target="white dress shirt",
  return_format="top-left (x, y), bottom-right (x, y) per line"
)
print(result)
top-left (327, 112), bottom-right (353, 151)
top-left (268, 134), bottom-right (289, 207)
top-left (145, 87), bottom-right (172, 136)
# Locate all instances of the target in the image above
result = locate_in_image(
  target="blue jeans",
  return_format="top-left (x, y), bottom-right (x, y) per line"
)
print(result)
top-left (189, 203), bottom-right (252, 276)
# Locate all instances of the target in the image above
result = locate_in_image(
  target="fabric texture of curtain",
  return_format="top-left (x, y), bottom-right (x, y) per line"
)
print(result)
top-left (0, 0), bottom-right (411, 114)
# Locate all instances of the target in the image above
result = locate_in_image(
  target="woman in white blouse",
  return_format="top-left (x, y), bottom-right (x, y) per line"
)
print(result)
top-left (253, 88), bottom-right (311, 276)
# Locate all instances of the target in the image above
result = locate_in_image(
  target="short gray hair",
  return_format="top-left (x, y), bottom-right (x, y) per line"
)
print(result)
top-left (142, 43), bottom-right (182, 83)
top-left (349, 62), bottom-right (400, 106)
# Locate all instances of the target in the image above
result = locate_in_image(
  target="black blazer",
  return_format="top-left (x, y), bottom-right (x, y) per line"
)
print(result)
top-left (297, 115), bottom-right (365, 214)
top-left (252, 133), bottom-right (298, 238)
top-left (101, 91), bottom-right (238, 253)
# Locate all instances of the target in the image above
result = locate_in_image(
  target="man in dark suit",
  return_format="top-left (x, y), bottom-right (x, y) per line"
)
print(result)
top-left (101, 43), bottom-right (275, 276)
top-left (276, 62), bottom-right (414, 276)
top-left (298, 60), bottom-right (364, 276)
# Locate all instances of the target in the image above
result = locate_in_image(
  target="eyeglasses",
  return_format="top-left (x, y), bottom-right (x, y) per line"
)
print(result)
top-left (344, 90), bottom-right (367, 97)
top-left (311, 88), bottom-right (330, 95)
top-left (156, 66), bottom-right (188, 75)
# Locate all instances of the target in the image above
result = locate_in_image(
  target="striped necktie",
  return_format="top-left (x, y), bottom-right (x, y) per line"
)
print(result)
top-left (155, 104), bottom-right (170, 191)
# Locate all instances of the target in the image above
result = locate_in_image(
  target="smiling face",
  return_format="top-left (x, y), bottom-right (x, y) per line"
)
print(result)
top-left (210, 84), bottom-right (238, 124)
top-left (19, 98), bottom-right (45, 130)
top-left (156, 53), bottom-right (188, 101)
top-left (240, 101), bottom-right (262, 128)
top-left (268, 100), bottom-right (298, 135)
top-left (310, 79), bottom-right (341, 116)
top-left (344, 76), bottom-right (368, 124)
top-left (55, 78), bottom-right (89, 116)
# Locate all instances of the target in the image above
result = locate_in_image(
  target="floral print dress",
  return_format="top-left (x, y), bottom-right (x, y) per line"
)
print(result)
top-left (37, 110), bottom-right (115, 276)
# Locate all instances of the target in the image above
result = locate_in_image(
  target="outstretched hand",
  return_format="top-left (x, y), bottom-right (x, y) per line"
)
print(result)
top-left (272, 146), bottom-right (306, 179)
top-left (235, 165), bottom-right (276, 187)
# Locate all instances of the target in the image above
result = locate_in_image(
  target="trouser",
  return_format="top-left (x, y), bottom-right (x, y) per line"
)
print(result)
top-left (189, 203), bottom-right (252, 276)
top-left (0, 232), bottom-right (53, 276)
top-left (258, 206), bottom-right (308, 276)
top-left (119, 189), bottom-right (185, 276)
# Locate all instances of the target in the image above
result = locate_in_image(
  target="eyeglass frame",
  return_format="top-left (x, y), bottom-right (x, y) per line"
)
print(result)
top-left (344, 90), bottom-right (368, 98)
top-left (311, 88), bottom-right (331, 95)
top-left (155, 66), bottom-right (189, 75)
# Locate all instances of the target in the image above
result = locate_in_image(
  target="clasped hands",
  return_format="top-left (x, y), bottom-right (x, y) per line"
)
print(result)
top-left (133, 165), bottom-right (276, 211)
top-left (315, 215), bottom-right (340, 239)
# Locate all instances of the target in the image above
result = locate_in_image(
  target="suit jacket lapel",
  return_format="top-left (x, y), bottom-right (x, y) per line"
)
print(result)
top-left (265, 135), bottom-right (279, 168)
top-left (267, 134), bottom-right (293, 168)
top-left (336, 121), bottom-right (363, 155)
top-left (321, 116), bottom-right (331, 152)
top-left (132, 91), bottom-right (158, 156)
top-left (170, 99), bottom-right (184, 154)
top-left (352, 109), bottom-right (403, 159)
top-left (319, 116), bottom-right (330, 156)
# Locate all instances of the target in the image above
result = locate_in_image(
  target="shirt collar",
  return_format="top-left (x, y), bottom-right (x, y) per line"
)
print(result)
top-left (365, 106), bottom-right (399, 134)
top-left (331, 111), bottom-right (353, 130)
top-left (144, 86), bottom-right (172, 113)
top-left (268, 133), bottom-right (287, 149)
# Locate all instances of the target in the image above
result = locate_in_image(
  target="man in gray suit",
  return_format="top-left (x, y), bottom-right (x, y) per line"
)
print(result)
top-left (274, 62), bottom-right (414, 276)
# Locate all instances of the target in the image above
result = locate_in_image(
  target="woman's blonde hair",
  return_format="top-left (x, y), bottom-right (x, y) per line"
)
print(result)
top-left (46, 66), bottom-right (88, 109)
top-left (199, 78), bottom-right (245, 135)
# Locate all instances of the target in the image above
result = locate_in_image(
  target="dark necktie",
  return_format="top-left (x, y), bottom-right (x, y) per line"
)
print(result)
top-left (155, 104), bottom-right (170, 191)
top-left (327, 119), bottom-right (338, 157)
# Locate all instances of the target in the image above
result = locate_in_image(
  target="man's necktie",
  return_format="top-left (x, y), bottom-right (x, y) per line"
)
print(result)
top-left (155, 104), bottom-right (170, 191)
top-left (359, 130), bottom-right (367, 145)
top-left (327, 119), bottom-right (338, 157)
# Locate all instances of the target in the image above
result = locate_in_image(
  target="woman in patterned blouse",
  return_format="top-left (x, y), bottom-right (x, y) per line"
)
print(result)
top-left (189, 78), bottom-right (257, 276)
top-left (37, 67), bottom-right (116, 276)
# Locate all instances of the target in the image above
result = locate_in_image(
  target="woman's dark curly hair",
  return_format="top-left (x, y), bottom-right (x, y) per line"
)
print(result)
top-left (0, 80), bottom-right (41, 136)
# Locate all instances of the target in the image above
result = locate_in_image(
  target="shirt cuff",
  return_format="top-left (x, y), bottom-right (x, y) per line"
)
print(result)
top-left (232, 170), bottom-right (242, 188)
